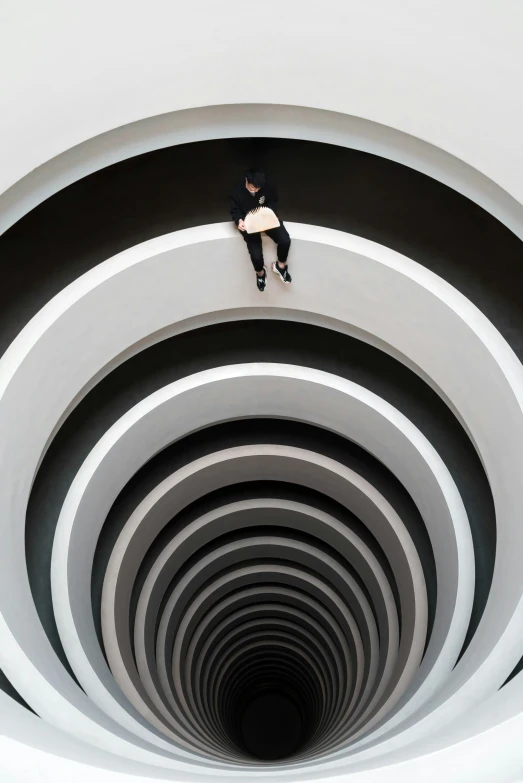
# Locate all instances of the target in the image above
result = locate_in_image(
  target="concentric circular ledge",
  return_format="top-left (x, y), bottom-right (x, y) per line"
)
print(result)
top-left (2, 105), bottom-right (523, 244)
top-left (101, 445), bottom-right (417, 748)
top-left (155, 528), bottom-right (368, 747)
top-left (121, 489), bottom-right (392, 738)
top-left (152, 548), bottom-right (362, 759)
top-left (0, 223), bottom-right (522, 778)
top-left (134, 496), bottom-right (400, 742)
top-left (53, 366), bottom-right (464, 756)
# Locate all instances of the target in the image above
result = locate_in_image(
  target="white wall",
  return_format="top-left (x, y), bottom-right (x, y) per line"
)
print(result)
top-left (1, 0), bottom-right (523, 211)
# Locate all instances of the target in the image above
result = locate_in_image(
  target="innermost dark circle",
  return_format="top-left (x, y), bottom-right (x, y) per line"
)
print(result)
top-left (239, 690), bottom-right (305, 761)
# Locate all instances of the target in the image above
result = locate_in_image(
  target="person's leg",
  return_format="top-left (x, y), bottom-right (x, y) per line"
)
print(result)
top-left (266, 223), bottom-right (292, 283)
top-left (242, 231), bottom-right (265, 274)
top-left (241, 230), bottom-right (267, 290)
top-left (266, 223), bottom-right (291, 266)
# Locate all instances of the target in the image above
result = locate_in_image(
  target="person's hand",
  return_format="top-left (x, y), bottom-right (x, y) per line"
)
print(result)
top-left (238, 219), bottom-right (246, 232)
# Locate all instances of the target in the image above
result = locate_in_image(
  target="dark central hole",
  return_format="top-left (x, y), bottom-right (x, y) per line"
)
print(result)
top-left (216, 626), bottom-right (325, 760)
top-left (239, 690), bottom-right (305, 761)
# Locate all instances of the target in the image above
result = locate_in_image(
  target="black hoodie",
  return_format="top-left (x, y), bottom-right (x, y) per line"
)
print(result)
top-left (229, 178), bottom-right (279, 226)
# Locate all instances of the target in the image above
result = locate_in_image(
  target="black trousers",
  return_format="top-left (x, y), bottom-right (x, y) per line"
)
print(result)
top-left (241, 223), bottom-right (291, 273)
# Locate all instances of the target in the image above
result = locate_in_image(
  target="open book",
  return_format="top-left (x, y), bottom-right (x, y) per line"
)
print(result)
top-left (244, 207), bottom-right (280, 234)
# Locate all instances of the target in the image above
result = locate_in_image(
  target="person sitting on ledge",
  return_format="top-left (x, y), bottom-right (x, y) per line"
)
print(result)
top-left (230, 169), bottom-right (292, 292)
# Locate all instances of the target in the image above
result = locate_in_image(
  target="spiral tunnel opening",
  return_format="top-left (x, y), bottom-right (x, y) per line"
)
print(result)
top-left (3, 112), bottom-right (519, 783)
top-left (136, 520), bottom-right (362, 763)
top-left (238, 690), bottom-right (304, 761)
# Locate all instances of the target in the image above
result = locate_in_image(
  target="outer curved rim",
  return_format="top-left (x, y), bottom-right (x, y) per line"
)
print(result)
top-left (121, 462), bottom-right (424, 740)
top-left (53, 367), bottom-right (468, 768)
top-left (1, 222), bottom-right (521, 780)
top-left (175, 598), bottom-right (353, 752)
top-left (1, 104), bottom-right (522, 244)
top-left (153, 501), bottom-right (378, 730)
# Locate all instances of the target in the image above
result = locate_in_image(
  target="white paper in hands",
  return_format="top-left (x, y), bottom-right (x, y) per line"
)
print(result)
top-left (244, 207), bottom-right (280, 234)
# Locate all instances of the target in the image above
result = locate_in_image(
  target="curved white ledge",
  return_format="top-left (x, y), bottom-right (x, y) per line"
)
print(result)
top-left (148, 499), bottom-right (384, 734)
top-left (165, 591), bottom-right (355, 751)
top-left (52, 366), bottom-right (465, 761)
top-left (2, 1), bottom-right (523, 232)
top-left (164, 558), bottom-right (361, 758)
top-left (107, 470), bottom-right (405, 739)
top-left (121, 458), bottom-right (424, 736)
top-left (0, 104), bottom-right (522, 244)
top-left (1, 221), bottom-right (520, 779)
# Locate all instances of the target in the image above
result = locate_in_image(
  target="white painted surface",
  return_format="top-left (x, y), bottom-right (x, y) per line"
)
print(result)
top-left (0, 225), bottom-right (523, 781)
top-left (1, 2), bottom-right (523, 775)
top-left (132, 489), bottom-right (420, 739)
top-left (85, 435), bottom-right (424, 740)
top-left (2, 104), bottom-right (523, 245)
top-left (1, 222), bottom-right (520, 780)
top-left (102, 464), bottom-right (396, 741)
top-left (1, 1), bottom-right (523, 217)
top-left (51, 365), bottom-right (467, 759)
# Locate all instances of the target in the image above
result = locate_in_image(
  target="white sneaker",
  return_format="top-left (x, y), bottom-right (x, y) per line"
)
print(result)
top-left (272, 262), bottom-right (292, 284)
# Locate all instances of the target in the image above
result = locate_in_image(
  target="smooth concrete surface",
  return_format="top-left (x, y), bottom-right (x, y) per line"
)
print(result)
top-left (129, 466), bottom-right (425, 736)
top-left (0, 222), bottom-right (516, 783)
top-left (181, 594), bottom-right (354, 750)
top-left (9, 133), bottom-right (500, 714)
top-left (1, 104), bottom-right (523, 249)
top-left (33, 315), bottom-right (483, 675)
top-left (2, 136), bottom-right (523, 367)
top-left (148, 553), bottom-right (362, 758)
top-left (2, 5), bottom-right (523, 778)
top-left (0, 134), bottom-right (511, 701)
top-left (1, 3), bottom-right (523, 221)
top-left (9, 132), bottom-right (503, 687)
top-left (0, 138), bottom-right (514, 673)
top-left (159, 571), bottom-right (361, 746)
top-left (53, 368), bottom-right (466, 753)
top-left (136, 497), bottom-right (404, 736)
top-left (86, 413), bottom-right (443, 754)
top-left (129, 499), bottom-right (381, 731)
top-left (102, 459), bottom-right (411, 744)
top-left (93, 418), bottom-right (421, 649)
